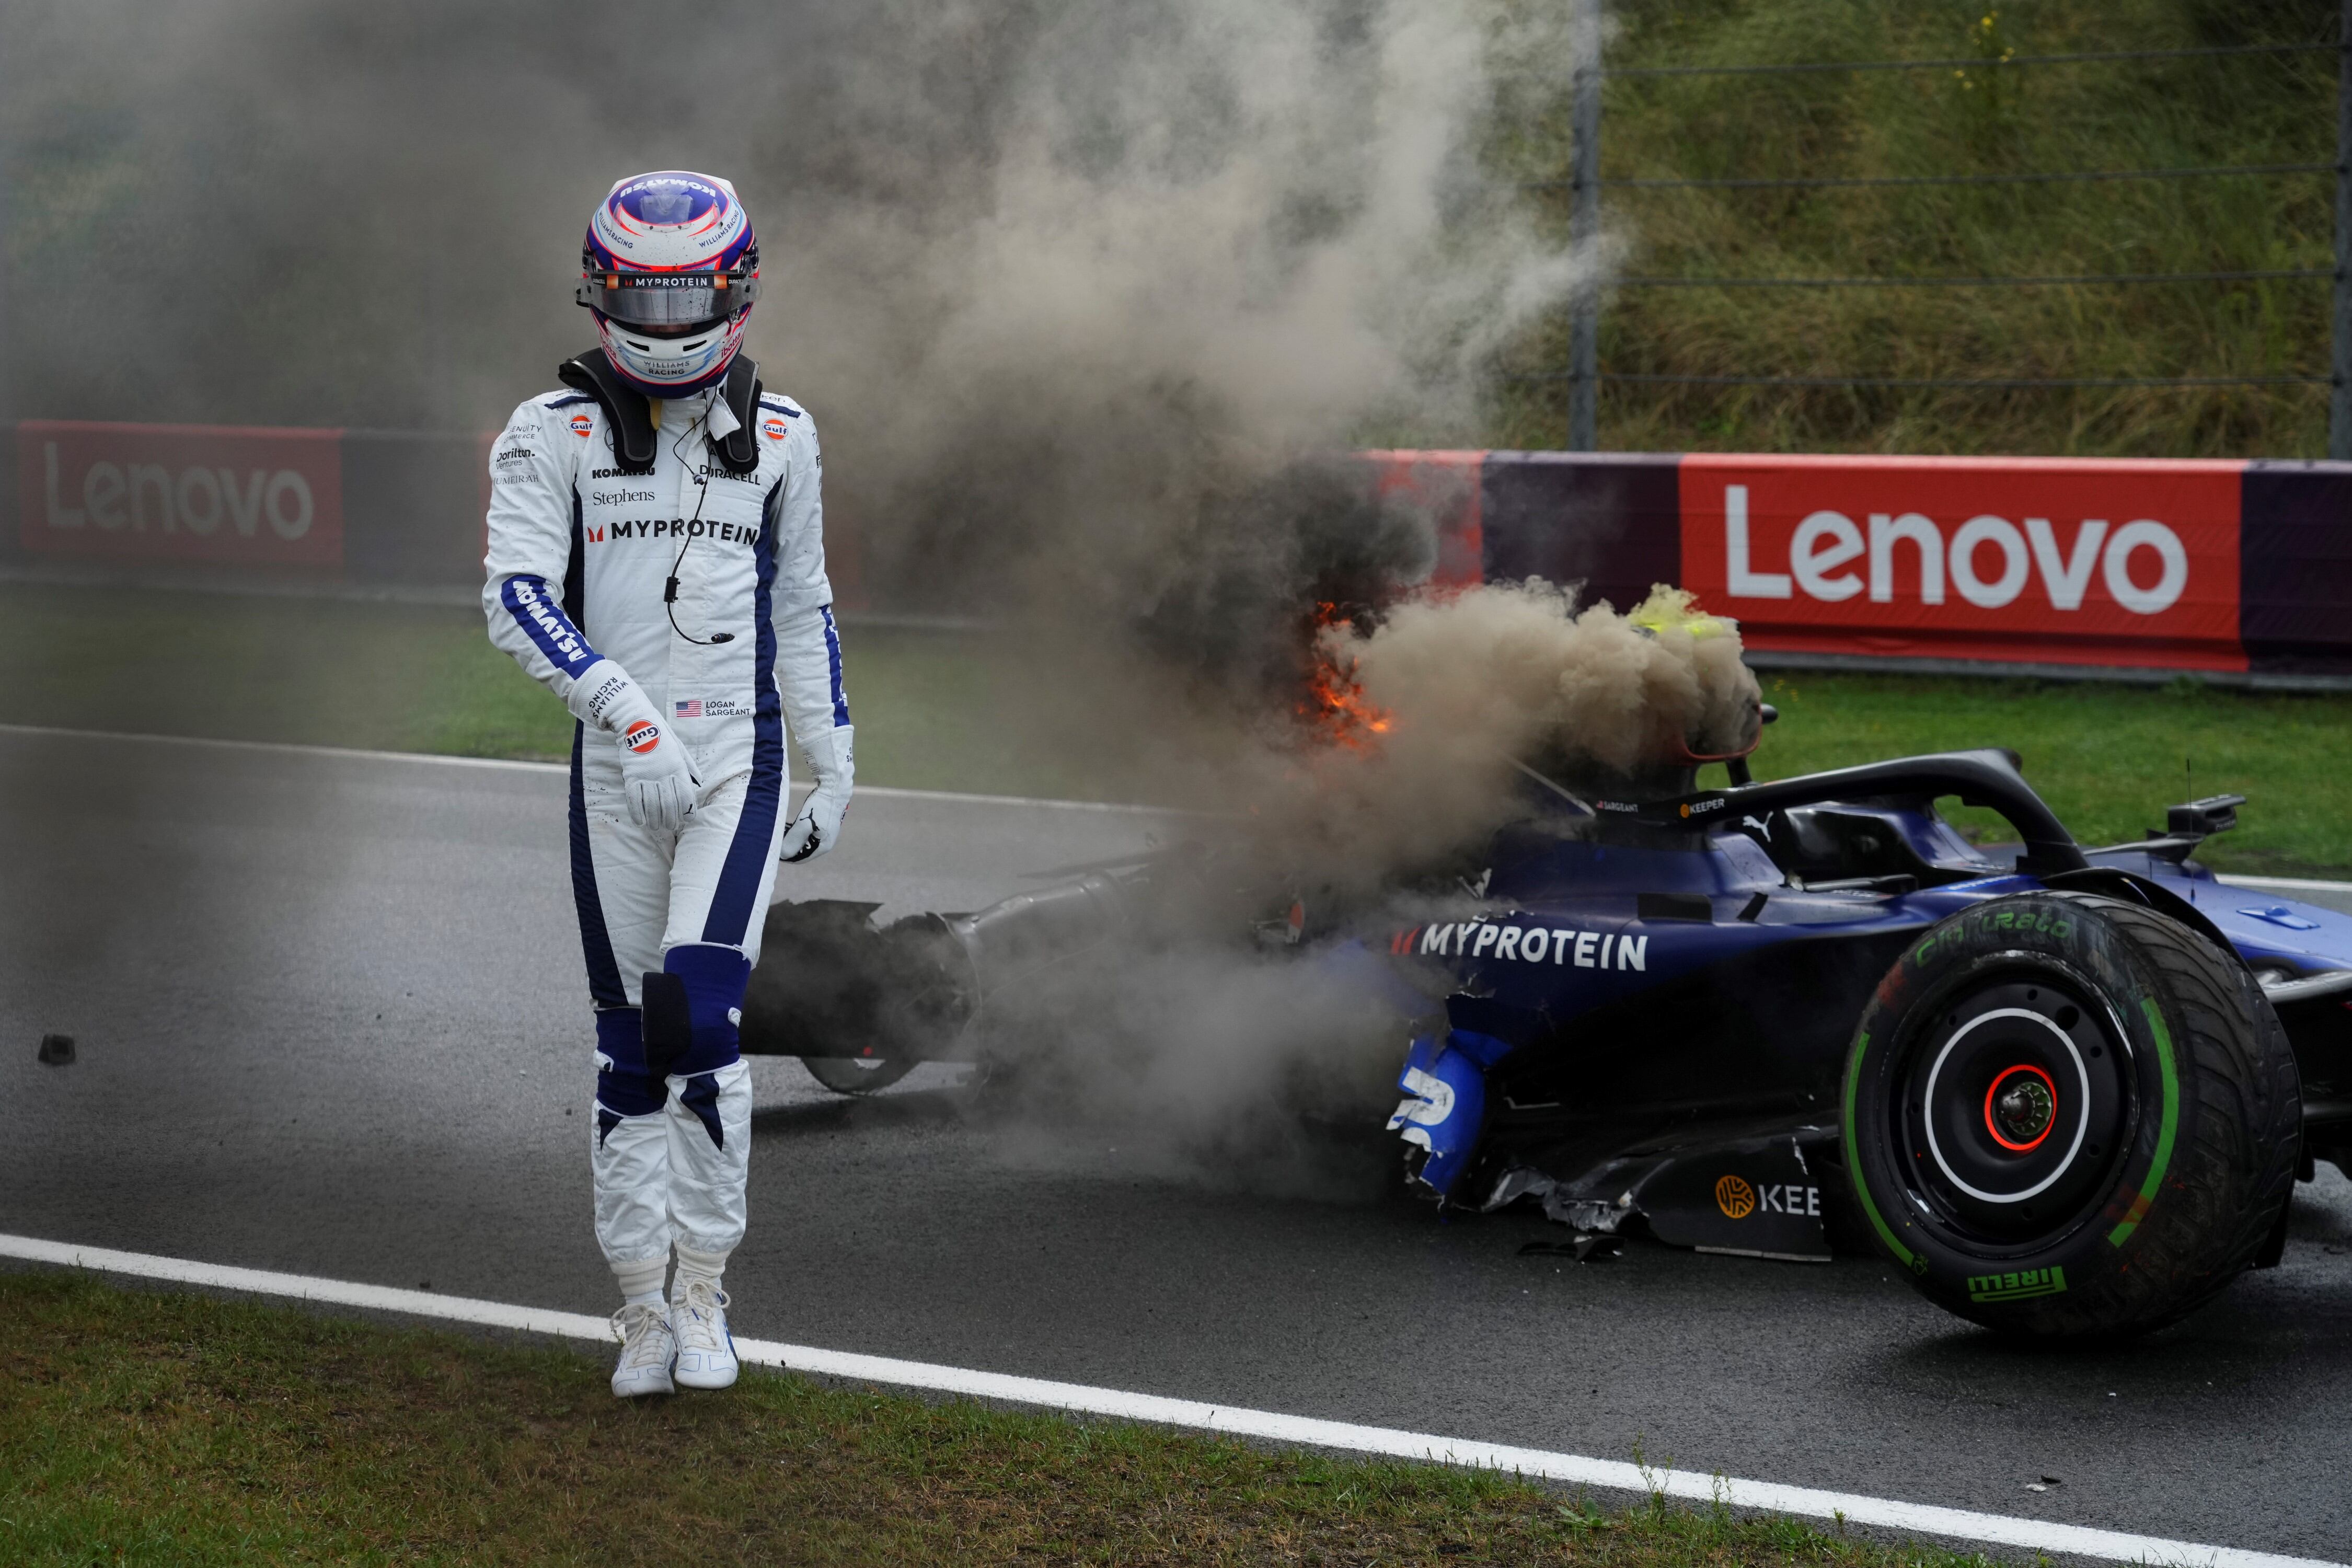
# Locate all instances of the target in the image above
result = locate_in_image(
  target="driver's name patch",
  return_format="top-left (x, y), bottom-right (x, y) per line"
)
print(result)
top-left (1966, 1266), bottom-right (2068, 1302)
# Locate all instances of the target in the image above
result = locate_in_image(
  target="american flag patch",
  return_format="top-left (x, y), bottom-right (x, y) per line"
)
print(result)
top-left (675, 699), bottom-right (703, 718)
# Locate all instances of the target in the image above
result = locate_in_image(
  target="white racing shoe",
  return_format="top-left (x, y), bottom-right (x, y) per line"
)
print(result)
top-left (609, 1301), bottom-right (676, 1398)
top-left (671, 1280), bottom-right (739, 1390)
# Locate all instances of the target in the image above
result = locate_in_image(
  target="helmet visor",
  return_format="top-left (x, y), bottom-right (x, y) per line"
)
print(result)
top-left (577, 270), bottom-right (759, 327)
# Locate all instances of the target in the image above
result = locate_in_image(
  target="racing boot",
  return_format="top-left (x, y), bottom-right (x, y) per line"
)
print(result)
top-left (670, 1278), bottom-right (739, 1390)
top-left (609, 1301), bottom-right (676, 1398)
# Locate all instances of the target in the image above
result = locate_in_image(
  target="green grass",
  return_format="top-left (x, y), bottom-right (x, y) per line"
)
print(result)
top-left (1488, 0), bottom-right (2342, 457)
top-left (1737, 670), bottom-right (2352, 875)
top-left (6, 582), bottom-right (2348, 873)
top-left (0, 1271), bottom-right (2018, 1567)
top-left (0, 583), bottom-right (1192, 805)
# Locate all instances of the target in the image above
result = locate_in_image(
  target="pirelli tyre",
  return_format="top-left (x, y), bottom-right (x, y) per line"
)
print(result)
top-left (1841, 891), bottom-right (2300, 1340)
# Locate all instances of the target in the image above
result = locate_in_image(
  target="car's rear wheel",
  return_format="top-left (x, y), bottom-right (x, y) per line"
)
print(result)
top-left (802, 1055), bottom-right (918, 1095)
top-left (1842, 891), bottom-right (2299, 1339)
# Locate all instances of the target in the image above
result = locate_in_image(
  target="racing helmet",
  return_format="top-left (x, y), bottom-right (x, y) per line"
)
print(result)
top-left (576, 171), bottom-right (761, 397)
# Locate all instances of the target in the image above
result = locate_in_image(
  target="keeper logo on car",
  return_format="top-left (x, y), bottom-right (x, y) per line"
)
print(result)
top-left (1715, 1175), bottom-right (1818, 1219)
top-left (1714, 1175), bottom-right (1755, 1218)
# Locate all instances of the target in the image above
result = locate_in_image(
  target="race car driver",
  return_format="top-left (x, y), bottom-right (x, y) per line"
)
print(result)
top-left (483, 170), bottom-right (852, 1398)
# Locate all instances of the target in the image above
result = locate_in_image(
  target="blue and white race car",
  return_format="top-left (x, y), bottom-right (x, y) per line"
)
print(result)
top-left (748, 718), bottom-right (2349, 1342)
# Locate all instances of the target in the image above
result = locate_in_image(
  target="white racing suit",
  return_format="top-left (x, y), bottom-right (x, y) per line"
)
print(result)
top-left (483, 370), bottom-right (846, 1283)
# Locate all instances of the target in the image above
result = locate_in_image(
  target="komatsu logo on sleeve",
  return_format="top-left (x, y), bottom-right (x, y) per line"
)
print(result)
top-left (510, 580), bottom-right (585, 666)
top-left (1396, 919), bottom-right (1648, 971)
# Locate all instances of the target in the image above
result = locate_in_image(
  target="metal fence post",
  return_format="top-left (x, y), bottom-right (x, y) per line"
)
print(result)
top-left (2334, 0), bottom-right (2352, 459)
top-left (1566, 0), bottom-right (1604, 452)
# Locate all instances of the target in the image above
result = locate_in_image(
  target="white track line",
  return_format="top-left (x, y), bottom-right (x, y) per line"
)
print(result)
top-left (2217, 874), bottom-right (2352, 895)
top-left (1, 1235), bottom-right (2335, 1568)
top-left (0, 723), bottom-right (1176, 815)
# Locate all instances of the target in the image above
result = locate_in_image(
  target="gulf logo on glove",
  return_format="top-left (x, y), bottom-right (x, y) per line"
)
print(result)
top-left (1677, 454), bottom-right (2245, 671)
top-left (623, 720), bottom-right (663, 754)
top-left (20, 421), bottom-right (344, 569)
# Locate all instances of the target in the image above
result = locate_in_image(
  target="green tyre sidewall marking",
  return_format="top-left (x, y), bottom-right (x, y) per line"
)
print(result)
top-left (2105, 998), bottom-right (2180, 1248)
top-left (1840, 1030), bottom-right (1917, 1271)
top-left (1846, 892), bottom-right (2209, 1334)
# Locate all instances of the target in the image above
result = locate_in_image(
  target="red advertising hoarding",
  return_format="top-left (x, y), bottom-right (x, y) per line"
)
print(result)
top-left (18, 420), bottom-right (344, 570)
top-left (1364, 449), bottom-right (1484, 589)
top-left (1676, 454), bottom-right (2247, 671)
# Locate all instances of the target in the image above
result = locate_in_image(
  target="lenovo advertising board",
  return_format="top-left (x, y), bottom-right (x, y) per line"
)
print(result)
top-left (19, 421), bottom-right (345, 570)
top-left (1675, 454), bottom-right (2249, 672)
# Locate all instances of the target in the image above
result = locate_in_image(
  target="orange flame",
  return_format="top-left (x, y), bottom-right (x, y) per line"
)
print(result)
top-left (1297, 601), bottom-right (1393, 752)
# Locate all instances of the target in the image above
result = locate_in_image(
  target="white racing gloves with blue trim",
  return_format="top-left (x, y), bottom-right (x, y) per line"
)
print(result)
top-left (779, 724), bottom-right (853, 862)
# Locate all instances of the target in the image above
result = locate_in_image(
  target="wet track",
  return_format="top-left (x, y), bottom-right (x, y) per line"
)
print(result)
top-left (3, 725), bottom-right (2348, 1560)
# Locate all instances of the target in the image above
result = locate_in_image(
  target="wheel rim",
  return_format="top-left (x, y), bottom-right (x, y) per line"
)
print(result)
top-left (1894, 972), bottom-right (2134, 1247)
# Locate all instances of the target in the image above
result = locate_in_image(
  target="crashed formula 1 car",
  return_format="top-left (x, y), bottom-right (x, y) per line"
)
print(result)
top-left (739, 700), bottom-right (2351, 1342)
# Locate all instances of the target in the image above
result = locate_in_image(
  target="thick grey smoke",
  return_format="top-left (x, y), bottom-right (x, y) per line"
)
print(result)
top-left (2, 0), bottom-right (1596, 614)
top-left (960, 587), bottom-right (1765, 1191)
top-left (4, 0), bottom-right (1675, 1184)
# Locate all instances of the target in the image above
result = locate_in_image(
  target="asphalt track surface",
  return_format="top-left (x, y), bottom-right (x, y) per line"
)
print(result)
top-left (3, 725), bottom-right (2348, 1561)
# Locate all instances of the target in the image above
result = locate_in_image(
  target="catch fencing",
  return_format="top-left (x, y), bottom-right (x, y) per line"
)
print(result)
top-left (1520, 1), bottom-right (2352, 459)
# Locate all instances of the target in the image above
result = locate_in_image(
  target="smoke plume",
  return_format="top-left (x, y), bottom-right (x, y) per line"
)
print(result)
top-left (3, 1), bottom-right (1744, 1185)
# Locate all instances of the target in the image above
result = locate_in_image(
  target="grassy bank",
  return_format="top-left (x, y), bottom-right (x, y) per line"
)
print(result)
top-left (1745, 670), bottom-right (2352, 875)
top-left (0, 1271), bottom-right (2009, 1567)
top-left (1490, 0), bottom-right (2341, 458)
top-left (4, 581), bottom-right (2346, 873)
top-left (0, 583), bottom-right (1183, 805)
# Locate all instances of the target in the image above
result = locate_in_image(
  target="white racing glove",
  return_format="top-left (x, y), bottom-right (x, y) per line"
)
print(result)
top-left (569, 658), bottom-right (701, 834)
top-left (779, 724), bottom-right (854, 863)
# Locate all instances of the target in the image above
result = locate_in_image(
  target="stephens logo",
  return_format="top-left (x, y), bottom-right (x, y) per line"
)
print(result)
top-left (623, 720), bottom-right (662, 754)
top-left (569, 412), bottom-right (594, 438)
top-left (763, 417), bottom-right (787, 441)
top-left (1714, 1175), bottom-right (1756, 1219)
